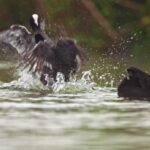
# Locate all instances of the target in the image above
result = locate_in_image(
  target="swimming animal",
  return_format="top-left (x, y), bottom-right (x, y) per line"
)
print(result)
top-left (118, 67), bottom-right (150, 99)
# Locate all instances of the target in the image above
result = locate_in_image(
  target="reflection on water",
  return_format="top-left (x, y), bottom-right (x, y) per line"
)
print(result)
top-left (0, 61), bottom-right (150, 150)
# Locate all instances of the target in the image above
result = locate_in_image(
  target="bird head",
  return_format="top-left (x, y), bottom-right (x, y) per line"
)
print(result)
top-left (29, 14), bottom-right (40, 31)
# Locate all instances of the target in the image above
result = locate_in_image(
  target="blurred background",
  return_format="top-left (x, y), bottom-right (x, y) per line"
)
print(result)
top-left (1, 2), bottom-right (150, 150)
top-left (0, 0), bottom-right (150, 86)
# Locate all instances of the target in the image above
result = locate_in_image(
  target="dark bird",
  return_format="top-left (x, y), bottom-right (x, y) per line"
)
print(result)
top-left (118, 67), bottom-right (150, 99)
top-left (0, 14), bottom-right (84, 86)
top-left (23, 14), bottom-right (84, 85)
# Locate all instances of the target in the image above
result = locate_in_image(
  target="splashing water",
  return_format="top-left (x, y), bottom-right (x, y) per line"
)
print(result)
top-left (0, 69), bottom-right (49, 91)
top-left (0, 33), bottom-right (138, 92)
top-left (52, 70), bottom-right (96, 93)
top-left (87, 33), bottom-right (138, 87)
top-left (0, 68), bottom-right (96, 94)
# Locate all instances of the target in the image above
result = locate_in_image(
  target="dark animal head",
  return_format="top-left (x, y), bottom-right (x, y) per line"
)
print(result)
top-left (127, 67), bottom-right (141, 79)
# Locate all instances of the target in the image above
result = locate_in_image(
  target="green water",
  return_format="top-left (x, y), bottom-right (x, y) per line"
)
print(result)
top-left (0, 60), bottom-right (150, 150)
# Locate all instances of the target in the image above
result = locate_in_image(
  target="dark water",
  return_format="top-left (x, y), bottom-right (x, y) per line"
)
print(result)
top-left (0, 61), bottom-right (150, 150)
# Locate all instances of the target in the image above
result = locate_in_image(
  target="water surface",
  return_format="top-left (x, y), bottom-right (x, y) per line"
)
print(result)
top-left (0, 60), bottom-right (150, 150)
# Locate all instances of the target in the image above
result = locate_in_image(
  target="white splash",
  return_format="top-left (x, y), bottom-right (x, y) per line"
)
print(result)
top-left (52, 71), bottom-right (96, 93)
top-left (1, 69), bottom-right (48, 91)
top-left (0, 67), bottom-right (96, 94)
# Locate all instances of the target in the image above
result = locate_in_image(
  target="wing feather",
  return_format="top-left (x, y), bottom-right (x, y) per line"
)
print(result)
top-left (22, 41), bottom-right (55, 74)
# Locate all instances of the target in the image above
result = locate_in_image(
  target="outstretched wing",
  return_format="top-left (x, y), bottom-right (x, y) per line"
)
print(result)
top-left (0, 25), bottom-right (34, 54)
top-left (22, 41), bottom-right (55, 74)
